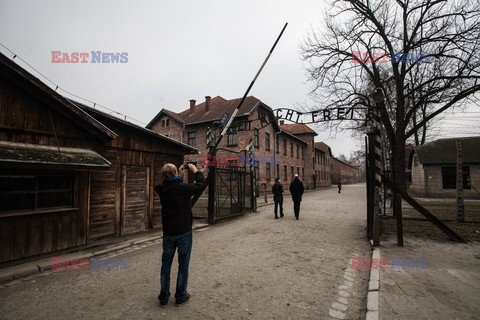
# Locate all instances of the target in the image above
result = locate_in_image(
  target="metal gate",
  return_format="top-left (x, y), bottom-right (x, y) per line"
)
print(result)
top-left (209, 148), bottom-right (247, 223)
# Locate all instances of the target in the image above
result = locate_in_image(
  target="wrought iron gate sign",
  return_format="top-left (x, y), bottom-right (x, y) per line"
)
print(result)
top-left (225, 107), bottom-right (367, 134)
top-left (274, 107), bottom-right (367, 124)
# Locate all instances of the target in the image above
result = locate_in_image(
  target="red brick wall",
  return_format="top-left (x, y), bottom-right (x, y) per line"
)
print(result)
top-left (275, 133), bottom-right (308, 188)
top-left (149, 116), bottom-right (184, 141)
top-left (331, 157), bottom-right (359, 184)
top-left (313, 149), bottom-right (332, 188)
top-left (148, 105), bottom-right (341, 193)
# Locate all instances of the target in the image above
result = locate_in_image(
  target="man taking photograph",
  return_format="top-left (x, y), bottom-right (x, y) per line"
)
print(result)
top-left (155, 163), bottom-right (207, 307)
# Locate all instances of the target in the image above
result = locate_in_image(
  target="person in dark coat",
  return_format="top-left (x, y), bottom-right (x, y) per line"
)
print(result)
top-left (272, 178), bottom-right (284, 219)
top-left (337, 177), bottom-right (342, 194)
top-left (289, 174), bottom-right (304, 220)
top-left (155, 163), bottom-right (206, 307)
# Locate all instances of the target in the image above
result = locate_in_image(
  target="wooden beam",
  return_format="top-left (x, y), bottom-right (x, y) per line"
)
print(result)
top-left (382, 175), bottom-right (466, 243)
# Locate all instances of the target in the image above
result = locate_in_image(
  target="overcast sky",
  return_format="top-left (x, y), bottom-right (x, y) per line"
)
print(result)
top-left (1, 1), bottom-right (478, 158)
top-left (0, 0), bottom-right (368, 157)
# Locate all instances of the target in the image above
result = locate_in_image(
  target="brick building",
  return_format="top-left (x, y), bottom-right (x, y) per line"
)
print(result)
top-left (147, 95), bottom-right (359, 192)
top-left (314, 142), bottom-right (333, 188)
top-left (148, 96), bottom-right (280, 188)
top-left (331, 157), bottom-right (360, 184)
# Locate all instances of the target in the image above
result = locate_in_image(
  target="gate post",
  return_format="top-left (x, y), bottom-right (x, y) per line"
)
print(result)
top-left (207, 148), bottom-right (216, 224)
top-left (367, 128), bottom-right (382, 240)
top-left (367, 132), bottom-right (375, 239)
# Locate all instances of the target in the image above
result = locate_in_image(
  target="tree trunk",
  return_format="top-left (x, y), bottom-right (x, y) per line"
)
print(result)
top-left (392, 133), bottom-right (406, 246)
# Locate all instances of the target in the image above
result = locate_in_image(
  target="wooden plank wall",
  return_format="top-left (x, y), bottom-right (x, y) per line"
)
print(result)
top-left (122, 166), bottom-right (149, 234)
top-left (0, 171), bottom-right (89, 265)
top-left (88, 149), bottom-right (118, 240)
top-left (0, 209), bottom-right (80, 263)
top-left (0, 77), bottom-right (90, 148)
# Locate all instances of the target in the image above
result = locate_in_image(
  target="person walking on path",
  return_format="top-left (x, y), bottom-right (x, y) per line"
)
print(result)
top-left (337, 178), bottom-right (342, 194)
top-left (272, 178), bottom-right (284, 219)
top-left (289, 174), bottom-right (304, 220)
top-left (155, 163), bottom-right (207, 308)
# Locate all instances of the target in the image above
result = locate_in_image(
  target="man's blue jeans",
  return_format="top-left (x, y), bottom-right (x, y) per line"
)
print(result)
top-left (159, 230), bottom-right (192, 302)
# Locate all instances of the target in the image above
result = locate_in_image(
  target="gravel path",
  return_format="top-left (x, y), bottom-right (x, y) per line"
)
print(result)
top-left (0, 184), bottom-right (370, 320)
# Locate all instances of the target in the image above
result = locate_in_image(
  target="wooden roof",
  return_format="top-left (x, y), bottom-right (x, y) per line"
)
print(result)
top-left (0, 53), bottom-right (117, 142)
top-left (72, 101), bottom-right (198, 154)
top-left (0, 141), bottom-right (111, 168)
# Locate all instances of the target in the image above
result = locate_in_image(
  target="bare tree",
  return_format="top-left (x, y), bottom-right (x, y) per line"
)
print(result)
top-left (301, 0), bottom-right (480, 228)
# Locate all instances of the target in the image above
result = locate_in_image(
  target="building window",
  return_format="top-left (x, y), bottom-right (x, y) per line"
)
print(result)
top-left (297, 167), bottom-right (300, 176)
top-left (188, 131), bottom-right (196, 147)
top-left (290, 166), bottom-right (294, 179)
top-left (302, 168), bottom-right (305, 180)
top-left (284, 165), bottom-right (287, 181)
top-left (266, 162), bottom-right (271, 180)
top-left (254, 128), bottom-right (259, 148)
top-left (283, 139), bottom-right (287, 155)
top-left (290, 143), bottom-right (293, 157)
top-left (227, 131), bottom-right (238, 146)
top-left (276, 136), bottom-right (279, 154)
top-left (442, 166), bottom-right (471, 189)
top-left (161, 119), bottom-right (169, 127)
top-left (276, 164), bottom-right (279, 179)
top-left (265, 133), bottom-right (271, 151)
top-left (0, 174), bottom-right (73, 212)
top-left (254, 161), bottom-right (260, 179)
top-left (296, 145), bottom-right (299, 159)
top-left (302, 147), bottom-right (305, 160)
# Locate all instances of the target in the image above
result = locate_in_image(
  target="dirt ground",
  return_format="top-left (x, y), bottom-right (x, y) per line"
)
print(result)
top-left (0, 184), bottom-right (371, 320)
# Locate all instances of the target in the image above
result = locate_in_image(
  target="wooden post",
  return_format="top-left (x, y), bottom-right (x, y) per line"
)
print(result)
top-left (207, 150), bottom-right (216, 224)
top-left (373, 187), bottom-right (381, 246)
top-left (382, 174), bottom-right (465, 242)
top-left (264, 183), bottom-right (268, 203)
top-left (367, 132), bottom-right (375, 239)
top-left (456, 139), bottom-right (465, 222)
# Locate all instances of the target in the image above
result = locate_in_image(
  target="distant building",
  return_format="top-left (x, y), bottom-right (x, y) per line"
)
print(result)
top-left (409, 137), bottom-right (480, 198)
top-left (314, 142), bottom-right (333, 188)
top-left (148, 96), bottom-right (311, 190)
top-left (331, 157), bottom-right (360, 184)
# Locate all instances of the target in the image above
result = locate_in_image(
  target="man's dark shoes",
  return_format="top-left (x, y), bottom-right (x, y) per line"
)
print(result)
top-left (275, 216), bottom-right (279, 219)
top-left (175, 293), bottom-right (191, 307)
top-left (280, 214), bottom-right (284, 218)
top-left (158, 294), bottom-right (168, 308)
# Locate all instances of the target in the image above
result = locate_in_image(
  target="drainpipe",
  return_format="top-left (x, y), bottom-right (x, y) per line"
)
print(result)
top-left (180, 124), bottom-right (185, 143)
top-left (304, 143), bottom-right (307, 186)
top-left (274, 131), bottom-right (281, 179)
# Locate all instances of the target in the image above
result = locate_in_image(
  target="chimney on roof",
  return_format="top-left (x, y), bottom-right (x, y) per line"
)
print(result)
top-left (280, 120), bottom-right (285, 125)
top-left (189, 99), bottom-right (196, 111)
top-left (205, 96), bottom-right (211, 112)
